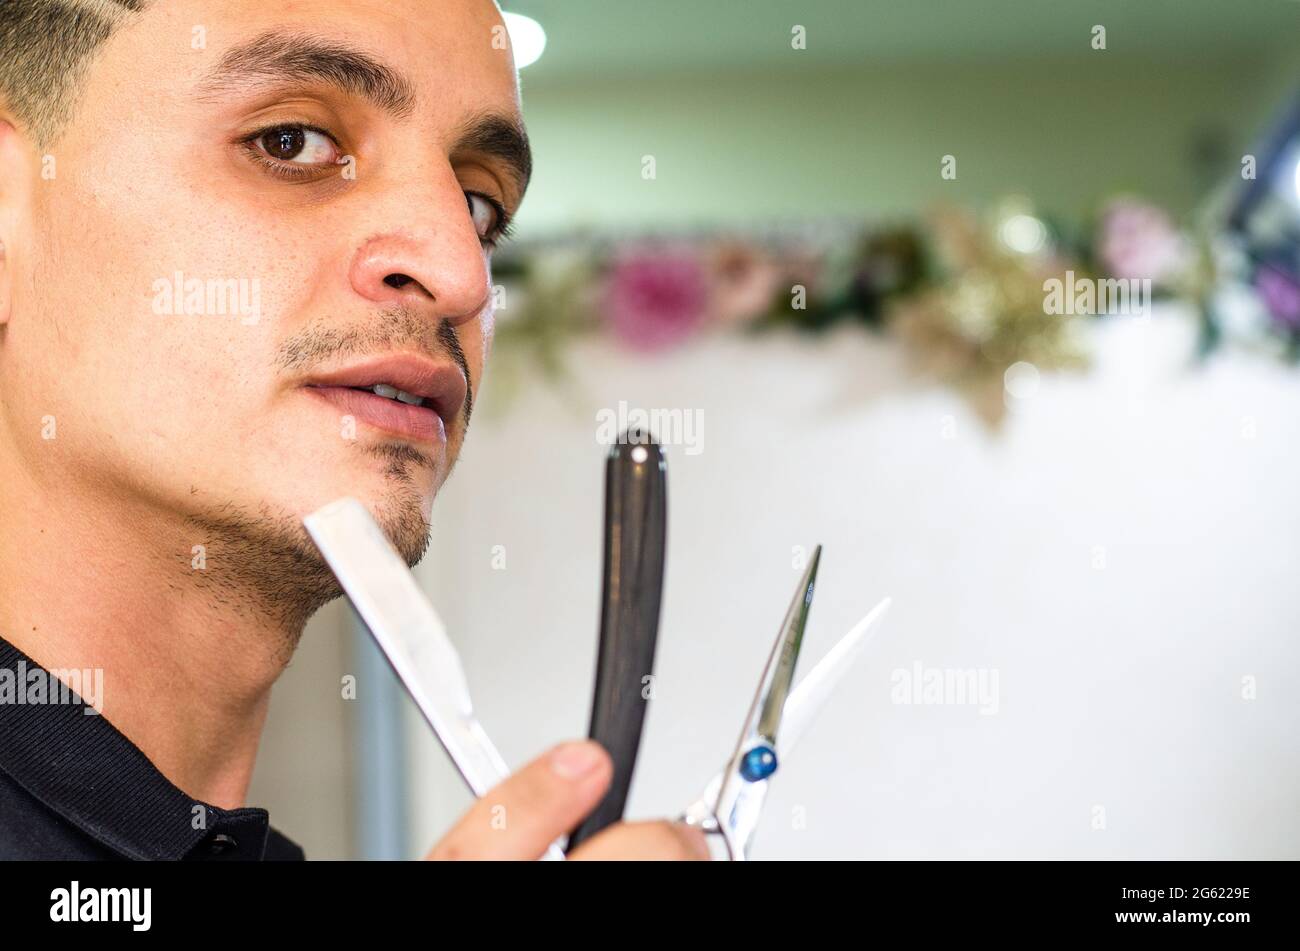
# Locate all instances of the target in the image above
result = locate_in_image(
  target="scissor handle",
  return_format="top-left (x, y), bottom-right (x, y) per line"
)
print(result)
top-left (678, 810), bottom-right (742, 861)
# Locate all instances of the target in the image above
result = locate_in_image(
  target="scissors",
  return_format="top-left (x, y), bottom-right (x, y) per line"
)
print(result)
top-left (678, 545), bottom-right (892, 860)
top-left (305, 497), bottom-right (891, 861)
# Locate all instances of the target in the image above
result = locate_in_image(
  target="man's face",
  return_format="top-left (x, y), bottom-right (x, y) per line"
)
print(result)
top-left (2, 0), bottom-right (526, 579)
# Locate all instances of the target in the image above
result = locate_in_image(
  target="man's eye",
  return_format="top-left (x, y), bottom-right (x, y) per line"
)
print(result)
top-left (466, 193), bottom-right (499, 238)
top-left (254, 126), bottom-right (338, 165)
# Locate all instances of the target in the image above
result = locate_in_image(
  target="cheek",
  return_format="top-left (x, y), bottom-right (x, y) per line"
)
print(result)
top-left (27, 178), bottom-right (307, 463)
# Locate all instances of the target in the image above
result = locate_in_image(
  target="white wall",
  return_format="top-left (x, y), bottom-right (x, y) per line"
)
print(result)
top-left (248, 598), bottom-right (357, 859)
top-left (403, 312), bottom-right (1300, 859)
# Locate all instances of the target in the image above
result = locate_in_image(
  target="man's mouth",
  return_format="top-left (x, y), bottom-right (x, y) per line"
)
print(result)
top-left (361, 383), bottom-right (429, 407)
top-left (300, 352), bottom-right (468, 446)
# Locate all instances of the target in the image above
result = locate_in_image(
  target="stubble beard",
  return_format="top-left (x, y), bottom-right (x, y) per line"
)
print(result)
top-left (184, 468), bottom-right (431, 667)
top-left (185, 304), bottom-right (470, 664)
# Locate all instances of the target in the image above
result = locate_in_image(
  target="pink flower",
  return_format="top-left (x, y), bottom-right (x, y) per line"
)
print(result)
top-left (1096, 199), bottom-right (1186, 284)
top-left (602, 249), bottom-right (710, 351)
top-left (709, 242), bottom-right (780, 327)
top-left (1255, 264), bottom-right (1300, 330)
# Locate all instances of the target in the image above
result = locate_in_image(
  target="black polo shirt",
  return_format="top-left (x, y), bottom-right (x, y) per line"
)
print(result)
top-left (0, 636), bottom-right (305, 861)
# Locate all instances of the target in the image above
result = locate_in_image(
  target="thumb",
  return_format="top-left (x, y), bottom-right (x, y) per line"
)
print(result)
top-left (425, 740), bottom-right (611, 860)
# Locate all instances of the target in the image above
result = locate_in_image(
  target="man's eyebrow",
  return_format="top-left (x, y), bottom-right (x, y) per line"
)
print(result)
top-left (197, 30), bottom-right (531, 202)
top-left (450, 110), bottom-right (533, 205)
top-left (196, 30), bottom-right (417, 118)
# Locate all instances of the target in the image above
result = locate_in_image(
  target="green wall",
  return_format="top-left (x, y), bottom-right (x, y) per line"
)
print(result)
top-left (513, 52), bottom-right (1298, 235)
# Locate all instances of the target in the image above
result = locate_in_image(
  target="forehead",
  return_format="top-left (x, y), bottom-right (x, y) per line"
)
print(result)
top-left (106, 0), bottom-right (522, 123)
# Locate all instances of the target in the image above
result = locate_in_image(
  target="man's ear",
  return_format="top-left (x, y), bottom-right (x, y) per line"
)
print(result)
top-left (0, 117), bottom-right (29, 328)
top-left (0, 236), bottom-right (8, 327)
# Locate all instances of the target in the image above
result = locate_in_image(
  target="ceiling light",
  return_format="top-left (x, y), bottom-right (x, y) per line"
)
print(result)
top-left (503, 13), bottom-right (546, 69)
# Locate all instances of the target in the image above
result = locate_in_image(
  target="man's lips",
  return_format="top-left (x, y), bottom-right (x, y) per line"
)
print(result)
top-left (306, 386), bottom-right (446, 444)
top-left (300, 352), bottom-right (467, 445)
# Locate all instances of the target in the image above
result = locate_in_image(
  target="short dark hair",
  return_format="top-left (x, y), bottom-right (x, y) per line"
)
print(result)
top-left (0, 0), bottom-right (146, 147)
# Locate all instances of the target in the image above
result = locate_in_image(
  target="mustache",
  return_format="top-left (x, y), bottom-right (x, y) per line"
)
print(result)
top-left (275, 308), bottom-right (474, 425)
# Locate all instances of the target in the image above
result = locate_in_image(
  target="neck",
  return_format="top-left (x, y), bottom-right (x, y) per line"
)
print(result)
top-left (0, 454), bottom-right (307, 810)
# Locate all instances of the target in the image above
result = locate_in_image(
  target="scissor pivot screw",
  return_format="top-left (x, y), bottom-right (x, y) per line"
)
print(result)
top-left (740, 745), bottom-right (778, 782)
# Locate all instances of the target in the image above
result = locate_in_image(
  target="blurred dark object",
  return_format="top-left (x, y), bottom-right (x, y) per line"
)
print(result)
top-left (843, 228), bottom-right (927, 327)
top-left (754, 225), bottom-right (927, 332)
top-left (1228, 89), bottom-right (1300, 324)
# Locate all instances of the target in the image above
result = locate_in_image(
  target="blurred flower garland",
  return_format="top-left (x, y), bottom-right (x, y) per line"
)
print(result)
top-left (489, 197), bottom-right (1300, 425)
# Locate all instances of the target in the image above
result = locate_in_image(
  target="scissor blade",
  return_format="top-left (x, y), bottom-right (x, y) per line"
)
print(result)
top-left (711, 545), bottom-right (822, 841)
top-left (303, 497), bottom-right (510, 797)
top-left (754, 545), bottom-right (821, 742)
top-left (777, 596), bottom-right (892, 760)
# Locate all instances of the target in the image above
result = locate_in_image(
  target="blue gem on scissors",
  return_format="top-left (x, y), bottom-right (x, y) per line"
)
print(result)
top-left (739, 744), bottom-right (778, 782)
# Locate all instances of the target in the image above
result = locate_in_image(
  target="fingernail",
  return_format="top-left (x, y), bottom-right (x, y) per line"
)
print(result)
top-left (551, 741), bottom-right (602, 779)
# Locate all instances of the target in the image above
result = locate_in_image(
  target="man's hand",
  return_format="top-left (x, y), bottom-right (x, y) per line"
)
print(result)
top-left (424, 740), bottom-right (710, 860)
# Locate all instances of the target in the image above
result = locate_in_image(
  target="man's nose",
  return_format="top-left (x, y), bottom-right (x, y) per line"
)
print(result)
top-left (347, 181), bottom-right (491, 327)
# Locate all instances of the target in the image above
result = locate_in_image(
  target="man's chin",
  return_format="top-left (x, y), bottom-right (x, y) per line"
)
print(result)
top-left (299, 477), bottom-right (435, 568)
top-left (183, 482), bottom-right (431, 643)
top-left (295, 435), bottom-right (443, 555)
top-left (367, 485), bottom-right (434, 568)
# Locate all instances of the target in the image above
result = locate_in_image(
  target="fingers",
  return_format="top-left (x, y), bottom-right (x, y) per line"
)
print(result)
top-left (426, 740), bottom-right (612, 860)
top-left (566, 819), bottom-right (711, 861)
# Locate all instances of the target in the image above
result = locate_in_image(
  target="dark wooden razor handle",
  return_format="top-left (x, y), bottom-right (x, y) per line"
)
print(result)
top-left (566, 432), bottom-right (667, 853)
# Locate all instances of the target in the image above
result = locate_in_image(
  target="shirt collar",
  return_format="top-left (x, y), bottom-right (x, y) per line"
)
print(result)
top-left (0, 635), bottom-right (302, 861)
